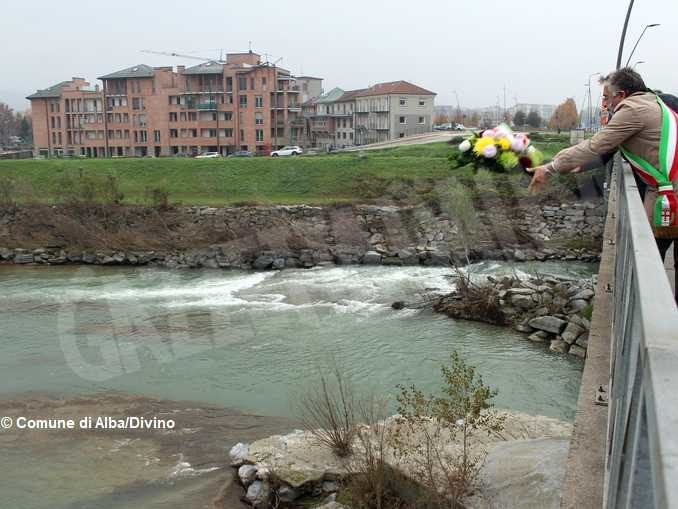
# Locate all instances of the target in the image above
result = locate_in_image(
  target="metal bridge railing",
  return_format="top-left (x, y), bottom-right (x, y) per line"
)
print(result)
top-left (605, 161), bottom-right (678, 508)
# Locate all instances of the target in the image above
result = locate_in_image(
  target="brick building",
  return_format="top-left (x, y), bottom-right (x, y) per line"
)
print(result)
top-left (27, 52), bottom-right (319, 157)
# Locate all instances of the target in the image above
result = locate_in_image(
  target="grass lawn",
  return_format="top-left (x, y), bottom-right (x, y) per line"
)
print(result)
top-left (0, 137), bottom-right (579, 207)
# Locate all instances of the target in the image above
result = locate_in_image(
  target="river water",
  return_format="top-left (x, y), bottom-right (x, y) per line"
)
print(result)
top-left (0, 261), bottom-right (595, 508)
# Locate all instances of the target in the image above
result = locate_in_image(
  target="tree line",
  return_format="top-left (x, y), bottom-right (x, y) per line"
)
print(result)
top-left (0, 102), bottom-right (32, 149)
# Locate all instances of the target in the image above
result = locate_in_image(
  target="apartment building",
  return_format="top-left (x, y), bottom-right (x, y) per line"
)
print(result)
top-left (354, 81), bottom-right (436, 145)
top-left (305, 81), bottom-right (435, 150)
top-left (27, 52), bottom-right (320, 157)
top-left (308, 87), bottom-right (344, 150)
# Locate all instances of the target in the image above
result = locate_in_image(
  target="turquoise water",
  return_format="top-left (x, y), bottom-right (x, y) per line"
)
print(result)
top-left (0, 261), bottom-right (594, 421)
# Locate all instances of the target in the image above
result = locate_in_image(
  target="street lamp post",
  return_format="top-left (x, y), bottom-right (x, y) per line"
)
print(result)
top-left (616, 0), bottom-right (635, 69)
top-left (586, 72), bottom-right (601, 132)
top-left (625, 24), bottom-right (660, 67)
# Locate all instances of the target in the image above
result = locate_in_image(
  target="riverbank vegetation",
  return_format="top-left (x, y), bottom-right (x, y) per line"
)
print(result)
top-left (0, 135), bottom-right (602, 207)
top-left (291, 353), bottom-right (504, 509)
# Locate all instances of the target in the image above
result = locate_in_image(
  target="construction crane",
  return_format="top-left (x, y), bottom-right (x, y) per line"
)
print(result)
top-left (141, 49), bottom-right (224, 63)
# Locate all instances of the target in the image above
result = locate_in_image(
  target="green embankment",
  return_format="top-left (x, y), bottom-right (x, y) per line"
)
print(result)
top-left (0, 138), bottom-right (580, 207)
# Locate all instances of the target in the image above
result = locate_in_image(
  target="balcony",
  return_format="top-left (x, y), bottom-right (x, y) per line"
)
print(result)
top-left (196, 102), bottom-right (218, 110)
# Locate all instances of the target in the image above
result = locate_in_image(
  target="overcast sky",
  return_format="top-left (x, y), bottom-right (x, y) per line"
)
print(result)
top-left (1, 0), bottom-right (676, 112)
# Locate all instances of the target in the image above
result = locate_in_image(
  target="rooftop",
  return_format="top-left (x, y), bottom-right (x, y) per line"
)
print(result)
top-left (355, 80), bottom-right (436, 98)
top-left (336, 89), bottom-right (367, 102)
top-left (26, 81), bottom-right (71, 100)
top-left (98, 64), bottom-right (155, 80)
top-left (183, 61), bottom-right (225, 75)
top-left (315, 87), bottom-right (345, 104)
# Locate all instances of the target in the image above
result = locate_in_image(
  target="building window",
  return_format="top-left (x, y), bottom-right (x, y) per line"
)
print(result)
top-left (224, 128), bottom-right (233, 137)
top-left (133, 114), bottom-right (146, 127)
top-left (250, 78), bottom-right (255, 90)
top-left (238, 77), bottom-right (247, 90)
top-left (188, 112), bottom-right (197, 121)
top-left (169, 112), bottom-right (177, 122)
top-left (255, 96), bottom-right (263, 108)
top-left (399, 98), bottom-right (406, 106)
top-left (255, 113), bottom-right (264, 125)
top-left (262, 77), bottom-right (267, 90)
top-left (239, 95), bottom-right (248, 107)
top-left (52, 132), bottom-right (57, 144)
top-left (399, 133), bottom-right (405, 138)
top-left (170, 129), bottom-right (178, 138)
top-left (399, 116), bottom-right (406, 124)
top-left (418, 116), bottom-right (425, 124)
top-left (132, 97), bottom-right (144, 110)
top-left (221, 112), bottom-right (233, 121)
top-left (419, 99), bottom-right (425, 106)
top-left (256, 129), bottom-right (264, 142)
top-left (154, 130), bottom-right (161, 143)
top-left (226, 77), bottom-right (233, 92)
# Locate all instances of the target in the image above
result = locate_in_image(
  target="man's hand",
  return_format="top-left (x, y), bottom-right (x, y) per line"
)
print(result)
top-left (527, 165), bottom-right (550, 194)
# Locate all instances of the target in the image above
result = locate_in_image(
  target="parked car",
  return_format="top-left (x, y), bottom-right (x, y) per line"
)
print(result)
top-left (454, 123), bottom-right (466, 130)
top-left (270, 146), bottom-right (303, 157)
top-left (228, 150), bottom-right (253, 157)
top-left (195, 151), bottom-right (221, 159)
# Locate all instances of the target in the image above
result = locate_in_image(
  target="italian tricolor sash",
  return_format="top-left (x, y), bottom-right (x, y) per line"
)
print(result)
top-left (621, 95), bottom-right (678, 227)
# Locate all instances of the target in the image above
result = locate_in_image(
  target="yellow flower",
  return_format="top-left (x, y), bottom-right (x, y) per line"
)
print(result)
top-left (497, 138), bottom-right (511, 151)
top-left (473, 137), bottom-right (495, 156)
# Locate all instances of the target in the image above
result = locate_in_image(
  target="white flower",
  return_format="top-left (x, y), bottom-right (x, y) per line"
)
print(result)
top-left (459, 139), bottom-right (472, 152)
top-left (482, 145), bottom-right (497, 158)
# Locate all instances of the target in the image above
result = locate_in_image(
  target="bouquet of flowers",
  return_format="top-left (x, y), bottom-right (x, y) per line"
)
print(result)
top-left (449, 123), bottom-right (544, 173)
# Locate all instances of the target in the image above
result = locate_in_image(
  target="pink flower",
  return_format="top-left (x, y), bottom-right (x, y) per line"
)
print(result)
top-left (482, 129), bottom-right (496, 138)
top-left (482, 145), bottom-right (497, 158)
top-left (512, 134), bottom-right (529, 152)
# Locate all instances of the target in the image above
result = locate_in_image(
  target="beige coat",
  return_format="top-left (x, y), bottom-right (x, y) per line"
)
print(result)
top-left (553, 91), bottom-right (674, 221)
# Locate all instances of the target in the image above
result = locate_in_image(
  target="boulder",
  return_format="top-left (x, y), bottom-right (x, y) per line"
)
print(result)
top-left (528, 331), bottom-right (550, 343)
top-left (575, 333), bottom-right (589, 349)
top-left (238, 464), bottom-right (258, 486)
top-left (322, 480), bottom-right (339, 493)
top-left (284, 257), bottom-right (301, 269)
top-left (569, 345), bottom-right (586, 359)
top-left (229, 442), bottom-right (249, 467)
top-left (82, 253), bottom-right (97, 264)
top-left (277, 484), bottom-right (300, 502)
top-left (0, 247), bottom-right (13, 260)
top-left (561, 322), bottom-right (585, 345)
top-left (361, 251), bottom-right (382, 265)
top-left (13, 253), bottom-right (34, 264)
top-left (528, 316), bottom-right (567, 335)
top-left (571, 289), bottom-right (595, 301)
top-left (253, 255), bottom-right (274, 270)
top-left (514, 322), bottom-right (535, 333)
top-left (397, 249), bottom-right (420, 265)
top-left (511, 295), bottom-right (535, 309)
top-left (246, 480), bottom-right (269, 508)
top-left (272, 258), bottom-right (286, 270)
top-left (549, 339), bottom-right (568, 354)
top-left (465, 438), bottom-right (570, 509)
top-left (334, 252), bottom-right (360, 265)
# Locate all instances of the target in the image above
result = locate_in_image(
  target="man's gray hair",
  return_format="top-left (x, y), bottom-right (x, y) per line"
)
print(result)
top-left (599, 68), bottom-right (648, 95)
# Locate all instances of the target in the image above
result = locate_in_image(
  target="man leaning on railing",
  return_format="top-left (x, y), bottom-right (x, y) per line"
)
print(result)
top-left (528, 67), bottom-right (678, 304)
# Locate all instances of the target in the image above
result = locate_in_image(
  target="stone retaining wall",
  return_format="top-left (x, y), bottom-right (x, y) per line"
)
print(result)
top-left (0, 200), bottom-right (605, 270)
